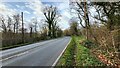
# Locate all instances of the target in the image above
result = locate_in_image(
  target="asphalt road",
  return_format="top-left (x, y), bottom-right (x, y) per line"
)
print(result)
top-left (1, 37), bottom-right (71, 66)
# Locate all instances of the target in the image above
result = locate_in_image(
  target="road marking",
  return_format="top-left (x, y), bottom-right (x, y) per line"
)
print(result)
top-left (52, 37), bottom-right (72, 67)
top-left (16, 51), bottom-right (29, 57)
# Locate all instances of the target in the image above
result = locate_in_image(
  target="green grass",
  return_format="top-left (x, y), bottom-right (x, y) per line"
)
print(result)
top-left (75, 36), bottom-right (104, 66)
top-left (56, 36), bottom-right (104, 66)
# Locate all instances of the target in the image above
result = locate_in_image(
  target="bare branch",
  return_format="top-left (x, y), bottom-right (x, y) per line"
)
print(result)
top-left (76, 2), bottom-right (84, 13)
top-left (78, 14), bottom-right (85, 28)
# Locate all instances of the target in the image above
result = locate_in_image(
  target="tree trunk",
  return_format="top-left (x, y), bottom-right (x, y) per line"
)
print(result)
top-left (48, 24), bottom-right (52, 38)
top-left (13, 24), bottom-right (15, 33)
top-left (30, 27), bottom-right (32, 37)
top-left (52, 24), bottom-right (56, 38)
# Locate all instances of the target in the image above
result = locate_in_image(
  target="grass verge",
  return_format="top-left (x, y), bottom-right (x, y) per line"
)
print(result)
top-left (56, 36), bottom-right (76, 66)
top-left (75, 36), bottom-right (104, 66)
top-left (56, 36), bottom-right (104, 66)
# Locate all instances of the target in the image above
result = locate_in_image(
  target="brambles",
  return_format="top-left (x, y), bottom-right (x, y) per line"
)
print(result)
top-left (82, 40), bottom-right (95, 49)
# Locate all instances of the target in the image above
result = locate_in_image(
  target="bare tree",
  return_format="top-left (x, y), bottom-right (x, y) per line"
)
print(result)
top-left (13, 14), bottom-right (20, 33)
top-left (0, 16), bottom-right (7, 33)
top-left (32, 18), bottom-right (38, 33)
top-left (91, 2), bottom-right (120, 31)
top-left (28, 23), bottom-right (34, 37)
top-left (43, 6), bottom-right (59, 38)
top-left (7, 16), bottom-right (12, 32)
top-left (71, 1), bottom-right (98, 43)
top-left (71, 1), bottom-right (90, 40)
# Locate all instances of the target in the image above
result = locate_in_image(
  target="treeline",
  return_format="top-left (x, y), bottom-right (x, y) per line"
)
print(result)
top-left (69, 1), bottom-right (120, 66)
top-left (63, 20), bottom-right (82, 36)
top-left (0, 6), bottom-right (63, 49)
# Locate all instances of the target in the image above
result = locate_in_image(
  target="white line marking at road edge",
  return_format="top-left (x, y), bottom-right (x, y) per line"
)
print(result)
top-left (52, 37), bottom-right (72, 67)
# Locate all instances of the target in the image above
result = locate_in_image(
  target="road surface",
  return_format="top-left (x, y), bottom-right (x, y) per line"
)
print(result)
top-left (1, 37), bottom-right (71, 66)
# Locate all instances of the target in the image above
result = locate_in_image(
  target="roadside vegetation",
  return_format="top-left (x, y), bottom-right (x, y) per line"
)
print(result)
top-left (56, 36), bottom-right (104, 66)
top-left (56, 36), bottom-right (76, 66)
top-left (62, 1), bottom-right (120, 67)
top-left (75, 36), bottom-right (104, 66)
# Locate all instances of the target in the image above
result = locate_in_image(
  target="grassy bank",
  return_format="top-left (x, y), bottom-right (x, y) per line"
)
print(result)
top-left (56, 36), bottom-right (76, 66)
top-left (56, 36), bottom-right (104, 66)
top-left (75, 36), bottom-right (104, 66)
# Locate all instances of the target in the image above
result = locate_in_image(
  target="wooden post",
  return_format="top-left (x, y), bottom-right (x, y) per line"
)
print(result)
top-left (21, 12), bottom-right (24, 43)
